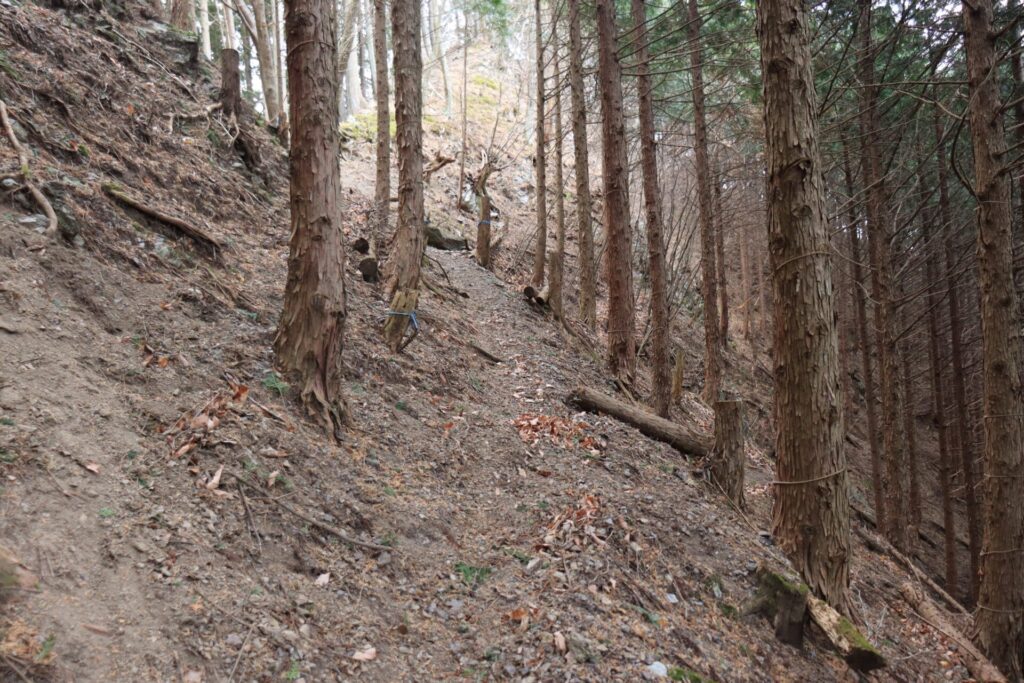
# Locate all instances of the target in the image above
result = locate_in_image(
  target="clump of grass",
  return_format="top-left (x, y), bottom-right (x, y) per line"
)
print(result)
top-left (262, 372), bottom-right (289, 397)
top-left (455, 562), bottom-right (492, 588)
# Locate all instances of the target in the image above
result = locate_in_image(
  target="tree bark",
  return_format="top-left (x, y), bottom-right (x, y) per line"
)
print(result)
top-left (531, 0), bottom-right (548, 289)
top-left (219, 48), bottom-right (243, 120)
top-left (935, 112), bottom-right (981, 599)
top-left (198, 0), bottom-right (212, 58)
top-left (275, 0), bottom-right (347, 435)
top-left (372, 0), bottom-right (389, 237)
top-left (596, 0), bottom-right (635, 379)
top-left (857, 0), bottom-right (909, 551)
top-left (546, 13), bottom-right (566, 320)
top-left (901, 329), bottom-right (920, 539)
top-left (841, 142), bottom-right (886, 536)
top-left (568, 385), bottom-right (712, 456)
top-left (758, 0), bottom-right (851, 610)
top-left (241, 22), bottom-right (254, 92)
top-left (247, 0), bottom-right (281, 122)
top-left (963, 0), bottom-right (1024, 672)
top-left (273, 0), bottom-right (287, 139)
top-left (714, 173), bottom-right (729, 343)
top-left (456, 14), bottom-right (469, 210)
top-left (382, 0), bottom-right (425, 351)
top-left (476, 189), bottom-right (492, 269)
top-left (712, 399), bottom-right (744, 508)
top-left (222, 2), bottom-right (236, 49)
top-left (171, 0), bottom-right (193, 30)
top-left (924, 209), bottom-right (957, 593)
top-left (631, 0), bottom-right (670, 417)
top-left (337, 0), bottom-right (361, 118)
top-left (686, 0), bottom-right (721, 403)
top-left (568, 0), bottom-right (596, 330)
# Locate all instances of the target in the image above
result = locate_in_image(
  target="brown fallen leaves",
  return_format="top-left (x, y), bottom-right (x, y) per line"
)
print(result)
top-left (538, 491), bottom-right (607, 553)
top-left (513, 413), bottom-right (603, 453)
top-left (163, 380), bottom-right (249, 459)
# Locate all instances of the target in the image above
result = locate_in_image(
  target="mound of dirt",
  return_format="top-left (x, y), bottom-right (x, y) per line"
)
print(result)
top-left (0, 1), bottom-right (980, 681)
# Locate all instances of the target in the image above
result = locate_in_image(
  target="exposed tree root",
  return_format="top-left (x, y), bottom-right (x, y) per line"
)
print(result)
top-left (0, 99), bottom-right (58, 238)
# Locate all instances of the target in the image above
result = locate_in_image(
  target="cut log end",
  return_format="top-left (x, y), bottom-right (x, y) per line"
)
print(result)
top-left (807, 595), bottom-right (886, 673)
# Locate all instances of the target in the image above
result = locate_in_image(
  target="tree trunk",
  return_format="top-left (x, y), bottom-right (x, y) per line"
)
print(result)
top-left (935, 112), bottom-right (982, 600)
top-left (740, 216), bottom-right (752, 341)
top-left (595, 0), bottom-right (635, 379)
top-left (248, 0), bottom-right (280, 122)
top-left (901, 329), bottom-right (920, 541)
top-left (531, 0), bottom-right (548, 289)
top-left (671, 347), bottom-right (685, 404)
top-left (712, 399), bottom-right (744, 508)
top-left (222, 2), bottom-right (236, 50)
top-left (337, 0), bottom-right (361, 118)
top-left (346, 31), bottom-right (365, 117)
top-left (842, 142), bottom-right (885, 536)
top-left (546, 13), bottom-right (565, 320)
top-left (924, 209), bottom-right (957, 592)
top-left (430, 0), bottom-right (451, 115)
top-left (219, 48), bottom-right (243, 119)
top-left (687, 0), bottom-right (721, 403)
top-left (275, 0), bottom-right (347, 435)
top-left (171, 0), bottom-right (193, 30)
top-left (456, 14), bottom-right (469, 210)
top-left (631, 0), bottom-right (670, 417)
top-left (714, 174), bottom-right (729, 343)
top-left (476, 191), bottom-right (492, 269)
top-left (857, 0), bottom-right (909, 551)
top-left (273, 0), bottom-right (287, 139)
top-left (568, 0), bottom-right (596, 330)
top-left (382, 0), bottom-right (425, 351)
top-left (964, 0), bottom-right (1024, 672)
top-left (241, 23), bottom-right (254, 93)
top-left (372, 0), bottom-right (389, 238)
top-left (758, 0), bottom-right (851, 610)
top-left (198, 0), bottom-right (212, 58)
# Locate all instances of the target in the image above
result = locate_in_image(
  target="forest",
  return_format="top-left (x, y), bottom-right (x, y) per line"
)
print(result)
top-left (0, 0), bottom-right (1023, 678)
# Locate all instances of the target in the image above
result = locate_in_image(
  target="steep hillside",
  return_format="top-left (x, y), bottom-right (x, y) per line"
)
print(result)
top-left (0, 2), bottom-right (980, 681)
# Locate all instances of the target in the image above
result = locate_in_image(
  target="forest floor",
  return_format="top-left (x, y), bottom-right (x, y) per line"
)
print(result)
top-left (0, 1), bottom-right (981, 681)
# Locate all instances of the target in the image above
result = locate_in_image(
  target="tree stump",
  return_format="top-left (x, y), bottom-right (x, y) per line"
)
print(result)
top-left (219, 48), bottom-right (242, 120)
top-left (383, 288), bottom-right (419, 352)
top-left (671, 347), bottom-right (686, 404)
top-left (712, 399), bottom-right (744, 507)
top-left (476, 193), bottom-right (492, 268)
top-left (743, 565), bottom-right (808, 647)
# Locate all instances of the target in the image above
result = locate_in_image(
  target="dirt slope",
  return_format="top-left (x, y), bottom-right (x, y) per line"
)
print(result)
top-left (0, 2), bottom-right (979, 681)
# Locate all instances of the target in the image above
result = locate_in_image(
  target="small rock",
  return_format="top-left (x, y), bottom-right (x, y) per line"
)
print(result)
top-left (646, 661), bottom-right (668, 678)
top-left (225, 633), bottom-right (244, 647)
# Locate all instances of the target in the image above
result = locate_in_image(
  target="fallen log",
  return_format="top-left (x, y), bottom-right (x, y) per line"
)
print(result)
top-left (806, 595), bottom-right (886, 672)
top-left (900, 582), bottom-right (1006, 682)
top-left (854, 525), bottom-right (969, 617)
top-left (103, 183), bottom-right (223, 256)
top-left (567, 385), bottom-right (712, 456)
